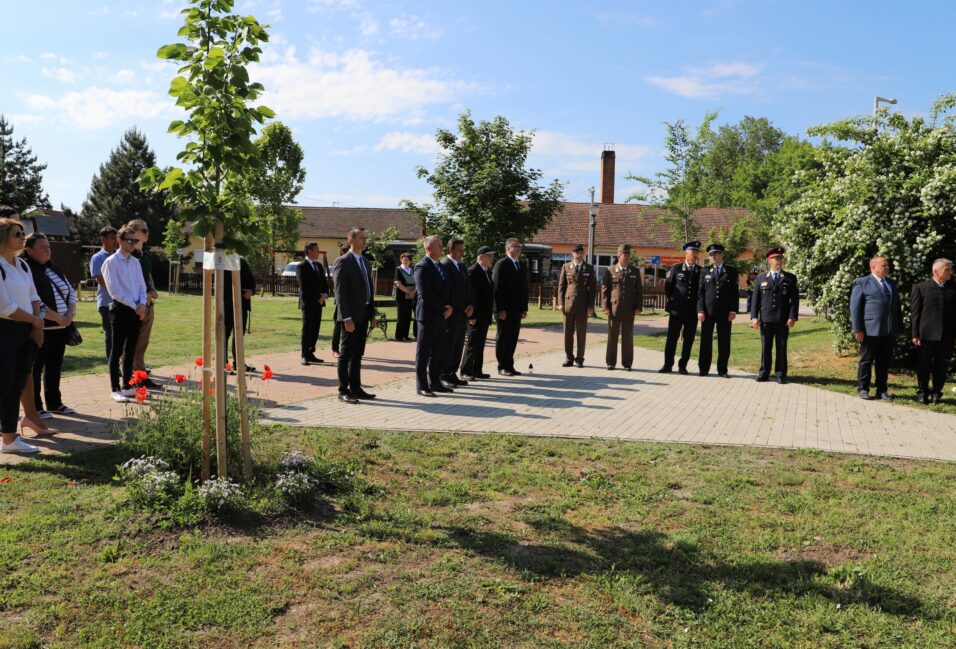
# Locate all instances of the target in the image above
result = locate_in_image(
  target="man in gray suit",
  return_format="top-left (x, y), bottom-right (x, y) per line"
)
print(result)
top-left (850, 256), bottom-right (903, 400)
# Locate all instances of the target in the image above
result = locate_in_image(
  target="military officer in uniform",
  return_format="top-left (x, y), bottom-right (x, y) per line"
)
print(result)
top-left (601, 244), bottom-right (643, 371)
top-left (557, 244), bottom-right (597, 367)
top-left (660, 241), bottom-right (702, 374)
top-left (696, 243), bottom-right (738, 377)
top-left (750, 247), bottom-right (799, 383)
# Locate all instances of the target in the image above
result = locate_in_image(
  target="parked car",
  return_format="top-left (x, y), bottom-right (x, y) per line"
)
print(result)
top-left (280, 262), bottom-right (298, 278)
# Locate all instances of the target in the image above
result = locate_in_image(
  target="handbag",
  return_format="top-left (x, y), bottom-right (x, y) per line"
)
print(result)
top-left (51, 277), bottom-right (83, 346)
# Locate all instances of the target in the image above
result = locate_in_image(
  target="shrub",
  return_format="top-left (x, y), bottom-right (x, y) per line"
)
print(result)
top-left (198, 477), bottom-right (245, 514)
top-left (117, 456), bottom-right (182, 506)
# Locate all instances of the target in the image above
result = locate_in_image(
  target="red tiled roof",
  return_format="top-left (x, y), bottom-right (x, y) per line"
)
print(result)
top-left (297, 206), bottom-right (420, 240)
top-left (532, 202), bottom-right (749, 248)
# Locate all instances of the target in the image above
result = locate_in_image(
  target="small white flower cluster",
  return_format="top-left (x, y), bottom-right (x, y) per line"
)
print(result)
top-left (198, 477), bottom-right (244, 513)
top-left (276, 450), bottom-right (318, 505)
top-left (119, 456), bottom-right (181, 505)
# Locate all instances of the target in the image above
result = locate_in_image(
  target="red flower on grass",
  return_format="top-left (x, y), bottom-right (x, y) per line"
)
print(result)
top-left (174, 374), bottom-right (186, 384)
top-left (195, 357), bottom-right (203, 367)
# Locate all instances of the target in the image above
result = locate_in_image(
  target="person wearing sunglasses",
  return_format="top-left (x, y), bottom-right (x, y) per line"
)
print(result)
top-left (126, 219), bottom-right (160, 389)
top-left (101, 225), bottom-right (148, 403)
top-left (0, 216), bottom-right (45, 454)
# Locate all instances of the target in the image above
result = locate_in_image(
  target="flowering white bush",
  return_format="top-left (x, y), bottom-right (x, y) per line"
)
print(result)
top-left (198, 477), bottom-right (245, 513)
top-left (276, 470), bottom-right (317, 504)
top-left (279, 450), bottom-right (313, 473)
top-left (119, 456), bottom-right (181, 505)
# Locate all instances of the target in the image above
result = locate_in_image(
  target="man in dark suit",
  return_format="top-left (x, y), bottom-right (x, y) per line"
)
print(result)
top-left (439, 237), bottom-right (474, 386)
top-left (558, 243), bottom-right (597, 367)
top-left (750, 247), bottom-right (800, 383)
top-left (850, 256), bottom-right (903, 400)
top-left (296, 242), bottom-right (329, 366)
top-left (910, 258), bottom-right (956, 404)
top-left (493, 237), bottom-right (529, 376)
top-left (696, 243), bottom-right (739, 377)
top-left (460, 246), bottom-right (496, 381)
top-left (414, 235), bottom-right (453, 396)
top-left (223, 256), bottom-right (256, 373)
top-left (660, 241), bottom-right (703, 374)
top-left (330, 242), bottom-right (350, 357)
top-left (332, 228), bottom-right (377, 404)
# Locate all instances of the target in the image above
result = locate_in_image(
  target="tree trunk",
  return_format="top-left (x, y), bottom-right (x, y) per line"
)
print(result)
top-left (214, 220), bottom-right (228, 478)
top-left (231, 267), bottom-right (253, 480)
top-left (201, 234), bottom-right (213, 480)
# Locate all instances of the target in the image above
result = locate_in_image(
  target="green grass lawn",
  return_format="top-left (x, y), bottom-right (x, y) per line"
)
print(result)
top-left (2, 428), bottom-right (954, 647)
top-left (66, 293), bottom-right (565, 378)
top-left (634, 316), bottom-right (956, 415)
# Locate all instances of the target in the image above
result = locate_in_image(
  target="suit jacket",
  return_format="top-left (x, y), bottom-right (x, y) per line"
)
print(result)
top-left (601, 265), bottom-right (643, 319)
top-left (224, 257), bottom-right (256, 323)
top-left (440, 256), bottom-right (473, 316)
top-left (332, 253), bottom-right (374, 323)
top-left (664, 262), bottom-right (702, 317)
top-left (750, 270), bottom-right (800, 323)
top-left (849, 275), bottom-right (903, 337)
top-left (697, 264), bottom-right (739, 318)
top-left (467, 262), bottom-right (494, 326)
top-left (296, 258), bottom-right (329, 311)
top-left (558, 261), bottom-right (597, 315)
top-left (414, 256), bottom-right (450, 324)
top-left (911, 279), bottom-right (956, 341)
top-left (492, 256), bottom-right (529, 317)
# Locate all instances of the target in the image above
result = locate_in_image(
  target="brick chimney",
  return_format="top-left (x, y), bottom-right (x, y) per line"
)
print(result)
top-left (600, 145), bottom-right (615, 204)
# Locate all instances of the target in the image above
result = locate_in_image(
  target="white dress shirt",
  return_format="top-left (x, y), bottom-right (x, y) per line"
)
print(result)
top-left (0, 256), bottom-right (40, 320)
top-left (101, 251), bottom-right (147, 309)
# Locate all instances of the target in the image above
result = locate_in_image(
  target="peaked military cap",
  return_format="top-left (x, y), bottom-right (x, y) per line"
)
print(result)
top-left (765, 246), bottom-right (786, 259)
top-left (477, 246), bottom-right (496, 256)
top-left (617, 243), bottom-right (632, 255)
top-left (683, 241), bottom-right (702, 251)
top-left (571, 243), bottom-right (585, 252)
top-left (707, 243), bottom-right (725, 254)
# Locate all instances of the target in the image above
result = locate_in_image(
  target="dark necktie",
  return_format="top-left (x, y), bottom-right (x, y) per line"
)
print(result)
top-left (715, 266), bottom-right (721, 281)
top-left (880, 279), bottom-right (891, 299)
top-left (357, 257), bottom-right (370, 302)
top-left (486, 269), bottom-right (492, 285)
top-left (435, 260), bottom-right (444, 280)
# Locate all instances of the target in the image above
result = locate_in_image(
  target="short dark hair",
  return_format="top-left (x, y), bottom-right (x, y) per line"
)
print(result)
top-left (339, 242), bottom-right (351, 254)
top-left (400, 252), bottom-right (413, 260)
top-left (304, 242), bottom-right (319, 253)
top-left (347, 227), bottom-right (364, 240)
top-left (117, 225), bottom-right (137, 241)
top-left (0, 204), bottom-right (18, 219)
top-left (99, 226), bottom-right (118, 239)
top-left (24, 232), bottom-right (48, 248)
top-left (448, 237), bottom-right (464, 252)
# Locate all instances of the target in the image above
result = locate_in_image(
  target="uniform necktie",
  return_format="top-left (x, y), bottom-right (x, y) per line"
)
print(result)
top-left (575, 264), bottom-right (580, 273)
top-left (772, 272), bottom-right (779, 285)
top-left (880, 278), bottom-right (891, 299)
top-left (715, 265), bottom-right (721, 281)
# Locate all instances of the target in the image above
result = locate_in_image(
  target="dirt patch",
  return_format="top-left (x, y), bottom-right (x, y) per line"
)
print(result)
top-left (775, 542), bottom-right (871, 568)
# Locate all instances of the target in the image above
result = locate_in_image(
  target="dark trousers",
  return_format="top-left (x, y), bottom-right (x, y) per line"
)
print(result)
top-left (99, 305), bottom-right (112, 361)
top-left (758, 322), bottom-right (789, 379)
top-left (858, 334), bottom-right (894, 393)
top-left (224, 308), bottom-right (250, 366)
top-left (699, 315), bottom-right (732, 375)
top-left (495, 314), bottom-right (522, 371)
top-left (606, 315), bottom-right (635, 368)
top-left (395, 298), bottom-right (417, 340)
top-left (917, 338), bottom-right (954, 396)
top-left (564, 310), bottom-right (588, 362)
top-left (461, 320), bottom-right (490, 377)
top-left (337, 317), bottom-right (368, 395)
top-left (109, 303), bottom-right (142, 392)
top-left (663, 312), bottom-right (699, 369)
top-left (331, 306), bottom-right (342, 354)
top-left (416, 318), bottom-right (446, 390)
top-left (34, 328), bottom-right (68, 411)
top-left (300, 305), bottom-right (323, 358)
top-left (441, 313), bottom-right (467, 379)
top-left (0, 321), bottom-right (34, 434)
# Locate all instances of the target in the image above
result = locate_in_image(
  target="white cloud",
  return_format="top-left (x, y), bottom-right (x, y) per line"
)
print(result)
top-left (359, 16), bottom-right (379, 37)
top-left (41, 67), bottom-right (76, 84)
top-left (372, 132), bottom-right (439, 155)
top-left (22, 87), bottom-right (173, 129)
top-left (113, 69), bottom-right (137, 84)
top-left (388, 15), bottom-right (443, 40)
top-left (532, 131), bottom-right (652, 161)
top-left (645, 61), bottom-right (764, 99)
top-left (93, 51), bottom-right (109, 60)
top-left (254, 45), bottom-right (475, 124)
top-left (6, 113), bottom-right (45, 125)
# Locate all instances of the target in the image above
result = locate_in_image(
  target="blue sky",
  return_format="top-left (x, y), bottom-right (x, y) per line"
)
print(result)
top-left (3, 0), bottom-right (954, 211)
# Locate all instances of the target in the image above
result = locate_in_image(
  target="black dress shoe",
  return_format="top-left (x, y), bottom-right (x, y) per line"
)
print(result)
top-left (755, 375), bottom-right (769, 382)
top-left (859, 390), bottom-right (871, 400)
top-left (511, 369), bottom-right (523, 376)
top-left (460, 374), bottom-right (476, 381)
top-left (777, 376), bottom-right (788, 385)
top-left (576, 361), bottom-right (584, 368)
top-left (562, 359), bottom-right (574, 367)
top-left (308, 356), bottom-right (324, 364)
top-left (300, 357), bottom-right (311, 366)
top-left (142, 378), bottom-right (163, 390)
top-left (658, 366), bottom-right (672, 374)
top-left (917, 393), bottom-right (930, 405)
top-left (432, 385), bottom-right (454, 393)
top-left (440, 381), bottom-right (458, 390)
top-left (498, 369), bottom-right (516, 377)
top-left (877, 392), bottom-right (892, 402)
top-left (933, 393), bottom-right (943, 404)
top-left (699, 372), bottom-right (709, 377)
top-left (678, 367), bottom-right (689, 375)
top-left (338, 393), bottom-right (359, 404)
top-left (624, 366), bottom-right (632, 372)
top-left (718, 372), bottom-right (729, 378)
top-left (353, 390), bottom-right (377, 400)
top-left (450, 377), bottom-right (468, 386)
top-left (477, 373), bottom-right (491, 379)
top-left (607, 365), bottom-right (616, 371)
top-left (417, 389), bottom-right (436, 397)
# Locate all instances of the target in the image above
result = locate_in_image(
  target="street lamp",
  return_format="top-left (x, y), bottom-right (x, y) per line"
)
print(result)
top-left (587, 187), bottom-right (597, 267)
top-left (873, 96), bottom-right (897, 118)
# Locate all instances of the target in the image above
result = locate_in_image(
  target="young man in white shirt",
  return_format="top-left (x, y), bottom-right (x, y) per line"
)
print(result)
top-left (101, 225), bottom-right (148, 402)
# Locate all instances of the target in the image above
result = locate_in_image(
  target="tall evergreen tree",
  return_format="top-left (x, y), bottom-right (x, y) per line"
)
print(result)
top-left (0, 115), bottom-right (51, 214)
top-left (79, 128), bottom-right (174, 245)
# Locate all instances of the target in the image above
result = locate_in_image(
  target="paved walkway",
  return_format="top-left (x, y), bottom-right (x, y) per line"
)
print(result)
top-left (3, 316), bottom-right (955, 465)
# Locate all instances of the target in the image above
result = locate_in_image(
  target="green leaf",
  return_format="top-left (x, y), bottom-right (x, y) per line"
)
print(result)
top-left (256, 105), bottom-right (275, 119)
top-left (157, 43), bottom-right (188, 60)
top-left (158, 167), bottom-right (185, 191)
top-left (168, 76), bottom-right (189, 97)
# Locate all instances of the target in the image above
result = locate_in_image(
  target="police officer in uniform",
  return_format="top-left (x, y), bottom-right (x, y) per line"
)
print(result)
top-left (601, 244), bottom-right (643, 370)
top-left (750, 246), bottom-right (799, 383)
top-left (660, 241), bottom-right (702, 374)
top-left (696, 243), bottom-right (738, 377)
top-left (557, 244), bottom-right (596, 367)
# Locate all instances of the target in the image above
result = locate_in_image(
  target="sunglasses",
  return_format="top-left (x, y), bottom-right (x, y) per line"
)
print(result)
top-left (12, 230), bottom-right (25, 238)
top-left (123, 238), bottom-right (139, 244)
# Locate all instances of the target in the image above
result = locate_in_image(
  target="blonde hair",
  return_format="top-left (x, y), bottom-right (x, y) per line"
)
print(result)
top-left (0, 218), bottom-right (25, 251)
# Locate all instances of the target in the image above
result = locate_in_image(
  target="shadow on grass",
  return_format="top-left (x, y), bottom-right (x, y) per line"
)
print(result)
top-left (435, 520), bottom-right (929, 617)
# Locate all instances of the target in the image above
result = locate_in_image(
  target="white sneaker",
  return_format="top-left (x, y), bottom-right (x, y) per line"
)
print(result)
top-left (111, 391), bottom-right (130, 403)
top-left (38, 410), bottom-right (54, 419)
top-left (1, 437), bottom-right (40, 454)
